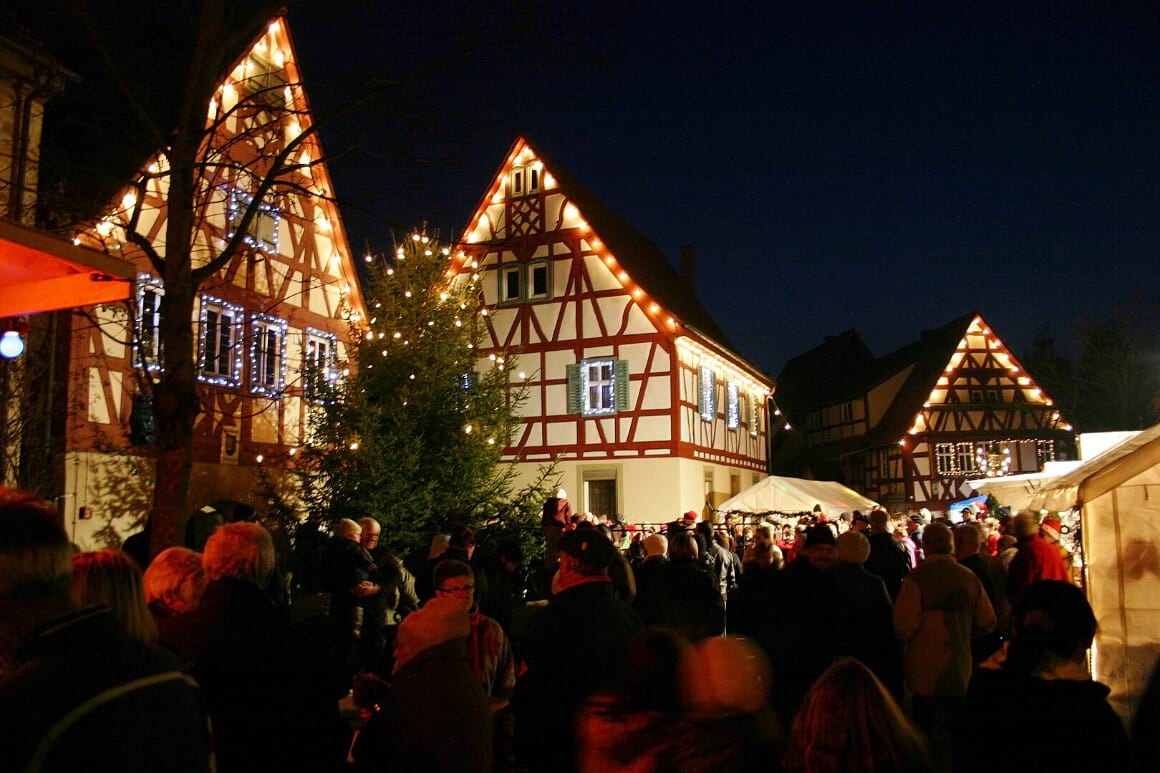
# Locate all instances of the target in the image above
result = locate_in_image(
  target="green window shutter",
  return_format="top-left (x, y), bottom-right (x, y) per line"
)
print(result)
top-left (566, 363), bottom-right (582, 414)
top-left (614, 359), bottom-right (630, 412)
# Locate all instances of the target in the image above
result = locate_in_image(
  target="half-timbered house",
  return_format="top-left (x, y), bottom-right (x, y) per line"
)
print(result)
top-left (59, 17), bottom-right (366, 547)
top-left (772, 312), bottom-right (1074, 513)
top-left (458, 137), bottom-right (772, 523)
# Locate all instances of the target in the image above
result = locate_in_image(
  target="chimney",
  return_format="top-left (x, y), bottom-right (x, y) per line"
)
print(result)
top-left (679, 244), bottom-right (696, 294)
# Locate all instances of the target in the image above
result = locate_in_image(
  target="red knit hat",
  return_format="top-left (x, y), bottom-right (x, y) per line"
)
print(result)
top-left (683, 510), bottom-right (698, 522)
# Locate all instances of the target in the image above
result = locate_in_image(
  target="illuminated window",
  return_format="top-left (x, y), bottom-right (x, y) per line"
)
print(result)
top-left (935, 443), bottom-right (956, 475)
top-left (726, 382), bottom-right (740, 430)
top-left (198, 296), bottom-right (244, 386)
top-left (748, 393), bottom-right (761, 437)
top-left (698, 366), bottom-right (716, 422)
top-left (956, 442), bottom-right (977, 473)
top-left (227, 189), bottom-right (280, 253)
top-left (242, 53), bottom-right (288, 110)
top-left (303, 328), bottom-right (337, 401)
top-left (567, 358), bottom-right (629, 416)
top-left (249, 314), bottom-right (287, 397)
top-left (135, 274), bottom-right (164, 371)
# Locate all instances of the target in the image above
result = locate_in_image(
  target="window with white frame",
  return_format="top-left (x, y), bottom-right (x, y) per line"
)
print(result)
top-left (249, 314), bottom-right (287, 397)
top-left (1036, 439), bottom-right (1056, 468)
top-left (135, 274), bottom-right (163, 371)
top-left (303, 328), bottom-right (338, 401)
top-left (935, 443), bottom-right (956, 476)
top-left (698, 366), bottom-right (716, 422)
top-left (956, 442), bottom-right (977, 473)
top-left (726, 382), bottom-right (741, 430)
top-left (198, 296), bottom-right (243, 386)
top-left (510, 164), bottom-right (542, 197)
top-left (566, 358), bottom-right (629, 416)
top-left (227, 188), bottom-right (280, 253)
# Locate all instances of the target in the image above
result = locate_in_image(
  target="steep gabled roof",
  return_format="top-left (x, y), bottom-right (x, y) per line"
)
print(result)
top-left (776, 312), bottom-right (979, 448)
top-left (463, 136), bottom-right (738, 353)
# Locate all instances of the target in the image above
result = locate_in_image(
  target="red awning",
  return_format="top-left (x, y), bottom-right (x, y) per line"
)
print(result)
top-left (0, 219), bottom-right (135, 317)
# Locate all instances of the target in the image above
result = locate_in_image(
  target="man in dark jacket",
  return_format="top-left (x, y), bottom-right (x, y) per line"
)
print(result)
top-left (832, 530), bottom-right (903, 698)
top-left (863, 509), bottom-right (911, 600)
top-left (162, 522), bottom-right (349, 772)
top-left (512, 528), bottom-right (641, 772)
top-left (633, 528), bottom-right (725, 640)
top-left (0, 489), bottom-right (212, 772)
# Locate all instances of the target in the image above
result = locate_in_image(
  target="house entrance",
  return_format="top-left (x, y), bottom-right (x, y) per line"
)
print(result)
top-left (585, 478), bottom-right (618, 521)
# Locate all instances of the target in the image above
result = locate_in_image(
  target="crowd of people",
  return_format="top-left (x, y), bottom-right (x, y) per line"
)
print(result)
top-left (2, 485), bottom-right (1159, 772)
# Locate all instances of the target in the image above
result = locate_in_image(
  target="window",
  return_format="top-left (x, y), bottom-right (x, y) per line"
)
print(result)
top-left (726, 382), bottom-right (741, 429)
top-left (956, 442), bottom-right (976, 473)
top-left (840, 401), bottom-right (854, 423)
top-left (1036, 439), bottom-right (1056, 468)
top-left (510, 163), bottom-right (542, 197)
top-left (249, 314), bottom-right (287, 396)
top-left (227, 189), bottom-right (280, 253)
top-left (749, 393), bottom-right (761, 437)
top-left (970, 389), bottom-right (984, 403)
top-left (566, 358), bottom-right (630, 416)
top-left (528, 260), bottom-right (551, 300)
top-left (303, 328), bottom-right (338, 401)
top-left (985, 388), bottom-right (1000, 403)
top-left (135, 274), bottom-right (163, 371)
top-left (879, 450), bottom-right (891, 480)
top-left (198, 296), bottom-right (243, 386)
top-left (698, 366), bottom-right (716, 422)
top-left (499, 264), bottom-right (522, 303)
top-left (935, 443), bottom-right (956, 475)
top-left (498, 260), bottom-right (552, 304)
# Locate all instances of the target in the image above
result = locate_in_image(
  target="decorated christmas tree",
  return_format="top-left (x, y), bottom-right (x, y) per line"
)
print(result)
top-left (283, 230), bottom-right (553, 560)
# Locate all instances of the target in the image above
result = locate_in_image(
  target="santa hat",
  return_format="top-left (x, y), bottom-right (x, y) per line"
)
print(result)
top-left (1040, 515), bottom-right (1062, 541)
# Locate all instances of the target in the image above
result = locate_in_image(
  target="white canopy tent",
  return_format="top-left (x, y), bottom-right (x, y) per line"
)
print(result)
top-left (719, 475), bottom-right (879, 520)
top-left (967, 462), bottom-right (1083, 512)
top-left (1029, 423), bottom-right (1160, 724)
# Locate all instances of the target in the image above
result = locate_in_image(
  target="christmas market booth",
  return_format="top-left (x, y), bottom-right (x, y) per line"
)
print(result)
top-left (1028, 422), bottom-right (1160, 726)
top-left (718, 475), bottom-right (879, 524)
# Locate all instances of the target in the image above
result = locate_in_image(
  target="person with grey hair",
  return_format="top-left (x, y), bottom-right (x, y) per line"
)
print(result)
top-left (832, 530), bottom-right (903, 698)
top-left (0, 489), bottom-right (212, 771)
top-left (163, 521), bottom-right (348, 772)
top-left (894, 521), bottom-right (996, 768)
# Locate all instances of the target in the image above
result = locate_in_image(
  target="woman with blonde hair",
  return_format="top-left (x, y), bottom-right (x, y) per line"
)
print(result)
top-left (144, 546), bottom-right (206, 617)
top-left (71, 549), bottom-right (158, 644)
top-left (784, 658), bottom-right (930, 772)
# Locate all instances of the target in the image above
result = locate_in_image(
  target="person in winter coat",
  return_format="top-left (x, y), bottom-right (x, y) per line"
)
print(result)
top-left (1007, 511), bottom-right (1068, 606)
top-left (955, 580), bottom-right (1129, 772)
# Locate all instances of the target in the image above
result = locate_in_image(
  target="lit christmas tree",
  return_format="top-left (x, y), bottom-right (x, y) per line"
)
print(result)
top-left (286, 229), bottom-right (554, 560)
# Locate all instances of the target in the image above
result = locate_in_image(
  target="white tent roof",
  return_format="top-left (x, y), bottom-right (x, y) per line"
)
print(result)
top-left (966, 463), bottom-right (1081, 512)
top-left (719, 475), bottom-right (879, 518)
top-left (1030, 423), bottom-right (1160, 512)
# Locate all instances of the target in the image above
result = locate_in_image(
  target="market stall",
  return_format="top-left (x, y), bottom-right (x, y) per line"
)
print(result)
top-left (718, 475), bottom-right (879, 522)
top-left (1029, 423), bottom-right (1160, 724)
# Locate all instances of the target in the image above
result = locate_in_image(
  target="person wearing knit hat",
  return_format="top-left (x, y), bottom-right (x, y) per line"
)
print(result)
top-left (835, 530), bottom-right (871, 564)
top-left (802, 524), bottom-right (837, 571)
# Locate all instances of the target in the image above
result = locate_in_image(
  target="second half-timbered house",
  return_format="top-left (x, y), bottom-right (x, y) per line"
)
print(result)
top-left (458, 137), bottom-right (773, 523)
top-left (772, 312), bottom-right (1074, 514)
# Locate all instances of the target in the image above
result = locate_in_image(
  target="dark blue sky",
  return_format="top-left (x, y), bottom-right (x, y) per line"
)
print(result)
top-left (291, 1), bottom-right (1160, 377)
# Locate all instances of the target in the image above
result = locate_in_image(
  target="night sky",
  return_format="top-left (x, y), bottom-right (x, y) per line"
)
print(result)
top-left (289, 1), bottom-right (1159, 377)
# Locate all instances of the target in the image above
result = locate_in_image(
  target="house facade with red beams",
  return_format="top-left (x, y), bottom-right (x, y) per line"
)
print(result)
top-left (457, 137), bottom-right (772, 523)
top-left (772, 312), bottom-right (1075, 514)
top-left (58, 17), bottom-right (366, 547)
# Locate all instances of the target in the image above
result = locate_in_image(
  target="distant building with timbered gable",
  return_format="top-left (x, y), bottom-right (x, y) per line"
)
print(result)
top-left (57, 17), bottom-right (366, 547)
top-left (772, 312), bottom-right (1074, 514)
top-left (457, 137), bottom-right (773, 523)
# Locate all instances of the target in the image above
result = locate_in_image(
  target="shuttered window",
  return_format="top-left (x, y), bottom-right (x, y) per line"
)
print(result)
top-left (566, 358), bottom-right (630, 415)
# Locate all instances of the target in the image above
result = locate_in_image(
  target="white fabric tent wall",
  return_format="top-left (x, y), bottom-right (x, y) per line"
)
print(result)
top-left (719, 475), bottom-right (879, 519)
top-left (1030, 423), bottom-right (1160, 724)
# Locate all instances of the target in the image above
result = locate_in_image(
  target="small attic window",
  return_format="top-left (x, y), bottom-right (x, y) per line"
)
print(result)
top-left (510, 164), bottom-right (541, 197)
